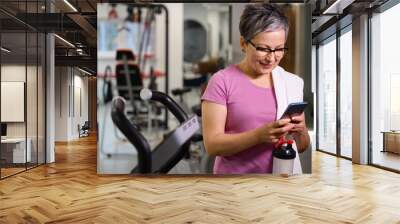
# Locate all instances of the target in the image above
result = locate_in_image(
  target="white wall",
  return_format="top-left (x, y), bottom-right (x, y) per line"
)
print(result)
top-left (54, 67), bottom-right (89, 141)
top-left (1, 65), bottom-right (26, 138)
top-left (219, 10), bottom-right (230, 60)
top-left (1, 65), bottom-right (26, 81)
top-left (1, 65), bottom-right (39, 136)
top-left (231, 3), bottom-right (247, 64)
top-left (73, 73), bottom-right (89, 138)
top-left (161, 3), bottom-right (183, 93)
top-left (207, 10), bottom-right (220, 58)
top-left (54, 67), bottom-right (68, 141)
top-left (1, 64), bottom-right (46, 164)
top-left (79, 75), bottom-right (89, 125)
top-left (184, 3), bottom-right (208, 28)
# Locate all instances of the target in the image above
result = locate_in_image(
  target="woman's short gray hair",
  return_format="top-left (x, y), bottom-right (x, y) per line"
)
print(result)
top-left (239, 3), bottom-right (289, 41)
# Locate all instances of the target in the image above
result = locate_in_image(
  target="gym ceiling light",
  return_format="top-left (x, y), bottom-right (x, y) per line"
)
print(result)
top-left (63, 0), bottom-right (78, 12)
top-left (78, 67), bottom-right (93, 76)
top-left (54, 34), bottom-right (75, 48)
top-left (1, 47), bottom-right (11, 53)
top-left (322, 0), bottom-right (355, 15)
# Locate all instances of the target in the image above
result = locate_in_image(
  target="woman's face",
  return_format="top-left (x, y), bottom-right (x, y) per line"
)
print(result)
top-left (241, 29), bottom-right (286, 76)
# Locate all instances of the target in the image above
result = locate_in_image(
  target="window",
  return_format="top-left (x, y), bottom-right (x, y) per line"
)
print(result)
top-left (0, 1), bottom-right (47, 179)
top-left (317, 36), bottom-right (337, 155)
top-left (370, 3), bottom-right (400, 171)
top-left (339, 28), bottom-right (352, 158)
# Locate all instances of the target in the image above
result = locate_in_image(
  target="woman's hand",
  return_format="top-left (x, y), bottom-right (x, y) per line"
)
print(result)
top-left (288, 112), bottom-right (310, 153)
top-left (255, 118), bottom-right (295, 144)
top-left (289, 113), bottom-right (307, 134)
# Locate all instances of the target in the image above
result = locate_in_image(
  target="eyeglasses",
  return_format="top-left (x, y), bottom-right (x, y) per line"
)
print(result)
top-left (247, 40), bottom-right (288, 58)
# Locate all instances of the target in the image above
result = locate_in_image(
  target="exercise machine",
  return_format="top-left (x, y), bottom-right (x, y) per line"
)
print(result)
top-left (111, 90), bottom-right (200, 173)
top-left (142, 88), bottom-right (215, 173)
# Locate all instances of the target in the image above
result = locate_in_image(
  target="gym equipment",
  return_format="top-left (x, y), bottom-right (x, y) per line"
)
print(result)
top-left (141, 89), bottom-right (214, 173)
top-left (111, 89), bottom-right (200, 173)
top-left (138, 6), bottom-right (156, 70)
top-left (171, 87), bottom-right (192, 114)
top-left (115, 50), bottom-right (150, 110)
top-left (115, 4), bottom-right (170, 129)
top-left (115, 49), bottom-right (165, 129)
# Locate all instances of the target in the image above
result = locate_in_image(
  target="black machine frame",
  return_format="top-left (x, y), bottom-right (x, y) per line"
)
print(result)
top-left (111, 90), bottom-right (200, 174)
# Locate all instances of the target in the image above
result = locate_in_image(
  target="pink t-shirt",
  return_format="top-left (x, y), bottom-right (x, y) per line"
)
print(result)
top-left (201, 64), bottom-right (278, 174)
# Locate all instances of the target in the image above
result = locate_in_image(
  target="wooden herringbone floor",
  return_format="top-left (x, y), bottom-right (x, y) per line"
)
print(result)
top-left (1, 135), bottom-right (400, 223)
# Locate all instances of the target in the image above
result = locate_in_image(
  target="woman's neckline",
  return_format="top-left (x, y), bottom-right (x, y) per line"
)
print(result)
top-left (233, 64), bottom-right (273, 90)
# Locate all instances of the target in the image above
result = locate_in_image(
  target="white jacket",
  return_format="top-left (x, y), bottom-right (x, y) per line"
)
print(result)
top-left (271, 66), bottom-right (304, 174)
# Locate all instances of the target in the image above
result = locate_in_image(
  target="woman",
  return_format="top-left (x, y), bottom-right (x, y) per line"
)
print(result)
top-left (201, 3), bottom-right (310, 174)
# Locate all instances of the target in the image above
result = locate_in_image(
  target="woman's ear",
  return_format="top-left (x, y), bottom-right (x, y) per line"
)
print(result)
top-left (239, 36), bottom-right (246, 53)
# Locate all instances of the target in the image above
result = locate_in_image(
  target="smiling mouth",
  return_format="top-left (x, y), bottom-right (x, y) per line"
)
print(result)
top-left (259, 61), bottom-right (273, 67)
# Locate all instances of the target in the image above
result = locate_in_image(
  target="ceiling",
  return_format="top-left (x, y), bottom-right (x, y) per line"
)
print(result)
top-left (0, 0), bottom-right (98, 73)
top-left (1, 0), bottom-right (395, 72)
top-left (311, 0), bottom-right (390, 43)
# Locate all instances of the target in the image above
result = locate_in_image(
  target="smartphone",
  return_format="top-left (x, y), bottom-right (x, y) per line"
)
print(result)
top-left (280, 102), bottom-right (308, 120)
